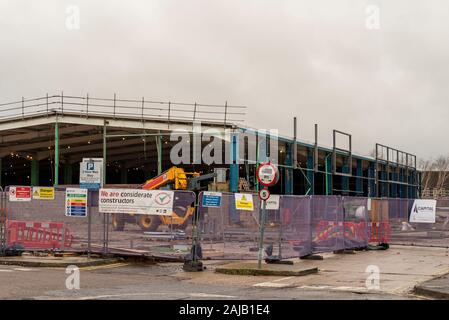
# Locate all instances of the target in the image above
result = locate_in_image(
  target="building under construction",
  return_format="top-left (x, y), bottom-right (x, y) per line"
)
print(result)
top-left (0, 93), bottom-right (420, 198)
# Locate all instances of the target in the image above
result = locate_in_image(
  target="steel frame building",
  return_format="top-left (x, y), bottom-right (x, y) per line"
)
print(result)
top-left (0, 94), bottom-right (420, 198)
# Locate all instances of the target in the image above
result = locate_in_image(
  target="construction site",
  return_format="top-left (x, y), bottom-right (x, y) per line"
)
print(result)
top-left (2, 91), bottom-right (449, 302)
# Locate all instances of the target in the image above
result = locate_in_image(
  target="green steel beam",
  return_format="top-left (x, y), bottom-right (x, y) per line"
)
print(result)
top-left (325, 153), bottom-right (332, 195)
top-left (284, 143), bottom-right (293, 195)
top-left (156, 133), bottom-right (162, 175)
top-left (355, 159), bottom-right (362, 194)
top-left (103, 121), bottom-right (107, 186)
top-left (31, 159), bottom-right (39, 186)
top-left (121, 163), bottom-right (128, 184)
top-left (306, 148), bottom-right (314, 195)
top-left (64, 164), bottom-right (73, 184)
top-left (54, 121), bottom-right (59, 186)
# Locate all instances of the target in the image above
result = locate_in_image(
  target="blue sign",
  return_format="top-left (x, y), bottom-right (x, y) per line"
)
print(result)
top-left (202, 192), bottom-right (222, 208)
top-left (80, 182), bottom-right (101, 190)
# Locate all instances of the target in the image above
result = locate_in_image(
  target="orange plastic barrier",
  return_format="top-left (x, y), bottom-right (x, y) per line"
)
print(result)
top-left (6, 220), bottom-right (73, 249)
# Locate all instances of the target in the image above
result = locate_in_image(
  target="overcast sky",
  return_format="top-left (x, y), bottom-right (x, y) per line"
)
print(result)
top-left (1, 0), bottom-right (448, 160)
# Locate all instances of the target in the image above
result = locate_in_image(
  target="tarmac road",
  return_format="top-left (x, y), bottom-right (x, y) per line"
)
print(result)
top-left (1, 245), bottom-right (448, 300)
top-left (0, 263), bottom-right (408, 300)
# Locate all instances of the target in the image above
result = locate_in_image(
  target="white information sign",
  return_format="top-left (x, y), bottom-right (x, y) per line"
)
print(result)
top-left (80, 158), bottom-right (103, 190)
top-left (99, 189), bottom-right (174, 216)
top-left (265, 194), bottom-right (280, 210)
top-left (409, 199), bottom-right (436, 223)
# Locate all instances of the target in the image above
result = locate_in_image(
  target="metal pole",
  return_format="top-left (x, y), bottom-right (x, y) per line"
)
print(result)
top-left (278, 199), bottom-right (283, 260)
top-left (224, 101), bottom-right (228, 126)
top-left (87, 190), bottom-right (91, 259)
top-left (193, 102), bottom-right (197, 122)
top-left (22, 97), bottom-right (24, 119)
top-left (61, 91), bottom-right (64, 115)
top-left (106, 213), bottom-right (109, 254)
top-left (54, 119), bottom-right (59, 186)
top-left (141, 97), bottom-right (144, 122)
top-left (113, 93), bottom-right (116, 119)
top-left (156, 132), bottom-right (162, 175)
top-left (86, 93), bottom-right (89, 118)
top-left (46, 93), bottom-right (49, 117)
top-left (103, 120), bottom-right (107, 186)
top-left (168, 101), bottom-right (171, 127)
top-left (258, 199), bottom-right (267, 269)
top-left (293, 117), bottom-right (297, 168)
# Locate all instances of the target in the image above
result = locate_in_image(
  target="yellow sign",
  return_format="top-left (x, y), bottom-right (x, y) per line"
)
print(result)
top-left (32, 187), bottom-right (55, 200)
top-left (235, 193), bottom-right (254, 211)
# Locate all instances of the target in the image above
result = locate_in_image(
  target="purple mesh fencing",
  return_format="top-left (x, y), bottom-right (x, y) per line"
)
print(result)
top-left (310, 195), bottom-right (345, 254)
top-left (4, 186), bottom-right (197, 256)
top-left (342, 197), bottom-right (369, 249)
top-left (103, 190), bottom-right (196, 256)
top-left (198, 192), bottom-right (261, 260)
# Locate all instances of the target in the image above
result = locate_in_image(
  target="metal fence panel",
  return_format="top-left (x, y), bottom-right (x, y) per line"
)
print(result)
top-left (342, 197), bottom-right (369, 249)
top-left (310, 195), bottom-right (345, 254)
top-left (198, 192), bottom-right (262, 259)
top-left (278, 195), bottom-right (312, 258)
top-left (104, 190), bottom-right (196, 257)
top-left (4, 187), bottom-right (103, 251)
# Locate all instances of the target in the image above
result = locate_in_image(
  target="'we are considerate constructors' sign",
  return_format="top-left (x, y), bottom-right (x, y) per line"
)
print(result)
top-left (99, 189), bottom-right (174, 216)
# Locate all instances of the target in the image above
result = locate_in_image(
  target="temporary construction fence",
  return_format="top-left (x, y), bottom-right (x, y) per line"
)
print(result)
top-left (197, 192), bottom-right (371, 259)
top-left (1, 185), bottom-right (448, 259)
top-left (0, 186), bottom-right (197, 257)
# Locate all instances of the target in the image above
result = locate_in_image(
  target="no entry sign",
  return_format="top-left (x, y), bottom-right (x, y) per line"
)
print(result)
top-left (256, 162), bottom-right (279, 187)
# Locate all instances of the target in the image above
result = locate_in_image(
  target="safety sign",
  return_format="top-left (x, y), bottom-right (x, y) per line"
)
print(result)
top-left (65, 188), bottom-right (88, 217)
top-left (202, 192), bottom-right (222, 207)
top-left (235, 193), bottom-right (254, 211)
top-left (9, 186), bottom-right (32, 202)
top-left (33, 187), bottom-right (55, 200)
top-left (99, 189), bottom-right (174, 216)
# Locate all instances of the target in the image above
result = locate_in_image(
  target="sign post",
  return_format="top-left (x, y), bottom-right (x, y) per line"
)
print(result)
top-left (79, 158), bottom-right (103, 258)
top-left (256, 162), bottom-right (279, 269)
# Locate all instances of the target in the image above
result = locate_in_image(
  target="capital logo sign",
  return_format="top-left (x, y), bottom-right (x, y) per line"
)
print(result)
top-left (409, 199), bottom-right (436, 223)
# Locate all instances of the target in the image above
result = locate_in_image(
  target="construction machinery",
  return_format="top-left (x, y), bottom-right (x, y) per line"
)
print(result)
top-left (112, 166), bottom-right (216, 232)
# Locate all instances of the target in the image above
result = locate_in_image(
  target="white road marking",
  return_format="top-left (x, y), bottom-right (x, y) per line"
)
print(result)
top-left (297, 285), bottom-right (370, 292)
top-left (253, 277), bottom-right (295, 288)
top-left (0, 269), bottom-right (13, 273)
top-left (13, 268), bottom-right (33, 272)
top-left (190, 293), bottom-right (237, 298)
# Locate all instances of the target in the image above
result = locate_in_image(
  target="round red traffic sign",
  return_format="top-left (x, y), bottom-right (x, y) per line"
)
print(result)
top-left (258, 188), bottom-right (270, 201)
top-left (256, 162), bottom-right (279, 187)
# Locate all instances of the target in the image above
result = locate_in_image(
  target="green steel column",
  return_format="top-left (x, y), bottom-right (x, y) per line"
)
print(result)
top-left (355, 159), bottom-right (362, 195)
top-left (120, 164), bottom-right (128, 184)
top-left (229, 133), bottom-right (239, 193)
top-left (306, 148), bottom-right (314, 195)
top-left (368, 162), bottom-right (375, 197)
top-left (103, 121), bottom-right (107, 186)
top-left (54, 121), bottom-right (59, 186)
top-left (31, 159), bottom-right (39, 186)
top-left (284, 143), bottom-right (293, 195)
top-left (64, 164), bottom-right (73, 184)
top-left (342, 161), bottom-right (349, 194)
top-left (156, 133), bottom-right (162, 175)
top-left (325, 153), bottom-right (332, 195)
